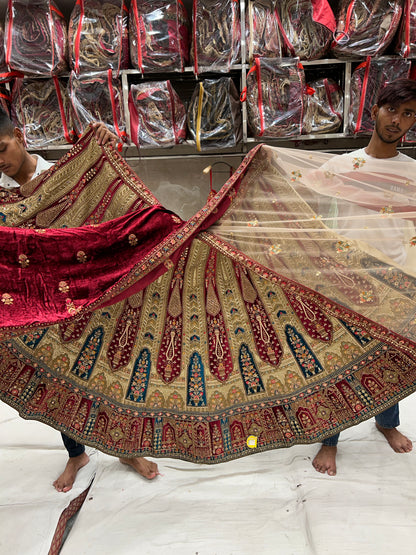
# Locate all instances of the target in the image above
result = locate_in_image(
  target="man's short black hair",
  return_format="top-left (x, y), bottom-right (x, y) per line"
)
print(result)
top-left (0, 107), bottom-right (15, 136)
top-left (377, 78), bottom-right (416, 108)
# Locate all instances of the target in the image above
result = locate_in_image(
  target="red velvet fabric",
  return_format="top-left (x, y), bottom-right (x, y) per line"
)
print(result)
top-left (0, 206), bottom-right (184, 329)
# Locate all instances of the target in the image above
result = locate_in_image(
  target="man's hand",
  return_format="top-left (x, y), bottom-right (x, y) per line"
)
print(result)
top-left (90, 122), bottom-right (118, 146)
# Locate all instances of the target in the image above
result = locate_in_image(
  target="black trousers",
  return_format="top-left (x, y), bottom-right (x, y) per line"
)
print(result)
top-left (61, 433), bottom-right (85, 458)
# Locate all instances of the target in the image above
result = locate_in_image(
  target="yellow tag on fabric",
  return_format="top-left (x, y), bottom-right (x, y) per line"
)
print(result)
top-left (247, 435), bottom-right (258, 449)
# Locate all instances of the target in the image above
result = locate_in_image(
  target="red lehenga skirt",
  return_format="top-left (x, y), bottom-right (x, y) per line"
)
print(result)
top-left (1, 127), bottom-right (416, 463)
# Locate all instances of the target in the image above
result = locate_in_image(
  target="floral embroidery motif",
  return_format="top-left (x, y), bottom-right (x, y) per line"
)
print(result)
top-left (380, 206), bottom-right (393, 215)
top-left (352, 157), bottom-right (365, 169)
top-left (239, 344), bottom-right (265, 394)
top-left (187, 352), bottom-right (207, 406)
top-left (285, 325), bottom-right (323, 379)
top-left (269, 244), bottom-right (282, 255)
top-left (359, 290), bottom-right (374, 303)
top-left (76, 251), bottom-right (87, 263)
top-left (336, 240), bottom-right (351, 253)
top-left (66, 298), bottom-right (79, 314)
top-left (129, 233), bottom-right (138, 246)
top-left (410, 237), bottom-right (416, 247)
top-left (18, 254), bottom-right (30, 268)
top-left (290, 170), bottom-right (302, 181)
top-left (247, 218), bottom-right (259, 227)
top-left (59, 281), bottom-right (70, 294)
top-left (126, 349), bottom-right (151, 403)
top-left (71, 327), bottom-right (104, 380)
top-left (1, 293), bottom-right (13, 305)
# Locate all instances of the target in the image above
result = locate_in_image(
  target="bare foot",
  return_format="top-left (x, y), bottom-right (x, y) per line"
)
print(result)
top-left (119, 457), bottom-right (160, 479)
top-left (376, 424), bottom-right (413, 453)
top-left (53, 452), bottom-right (90, 492)
top-left (312, 445), bottom-right (337, 476)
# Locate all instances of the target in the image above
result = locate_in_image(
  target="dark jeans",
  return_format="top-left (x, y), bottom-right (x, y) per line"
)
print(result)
top-left (322, 403), bottom-right (400, 447)
top-left (61, 433), bottom-right (85, 458)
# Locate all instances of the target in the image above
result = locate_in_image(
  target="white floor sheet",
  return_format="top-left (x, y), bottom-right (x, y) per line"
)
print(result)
top-left (1, 397), bottom-right (415, 555)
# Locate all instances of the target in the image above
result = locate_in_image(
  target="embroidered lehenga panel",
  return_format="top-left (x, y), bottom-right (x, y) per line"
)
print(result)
top-left (1, 128), bottom-right (416, 463)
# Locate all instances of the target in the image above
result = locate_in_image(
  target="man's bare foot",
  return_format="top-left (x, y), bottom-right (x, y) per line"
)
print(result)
top-left (53, 452), bottom-right (90, 492)
top-left (312, 445), bottom-right (337, 476)
top-left (119, 457), bottom-right (160, 479)
top-left (376, 424), bottom-right (413, 453)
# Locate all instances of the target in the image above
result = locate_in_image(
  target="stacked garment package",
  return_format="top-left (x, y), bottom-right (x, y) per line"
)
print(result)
top-left (0, 0), bottom-right (415, 150)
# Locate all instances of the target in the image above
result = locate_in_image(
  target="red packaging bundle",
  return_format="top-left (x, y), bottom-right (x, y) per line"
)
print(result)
top-left (69, 69), bottom-right (126, 140)
top-left (348, 57), bottom-right (411, 135)
top-left (0, 24), bottom-right (9, 82)
top-left (5, 0), bottom-right (68, 76)
top-left (129, 0), bottom-right (190, 73)
top-left (0, 85), bottom-right (11, 116)
top-left (69, 0), bottom-right (129, 75)
top-left (332, 0), bottom-right (403, 58)
top-left (245, 57), bottom-right (305, 138)
top-left (277, 0), bottom-right (336, 61)
top-left (187, 77), bottom-right (242, 150)
top-left (303, 77), bottom-right (343, 134)
top-left (10, 77), bottom-right (74, 147)
top-left (245, 0), bottom-right (286, 62)
top-left (397, 0), bottom-right (416, 58)
top-left (128, 81), bottom-right (186, 148)
top-left (191, 0), bottom-right (241, 73)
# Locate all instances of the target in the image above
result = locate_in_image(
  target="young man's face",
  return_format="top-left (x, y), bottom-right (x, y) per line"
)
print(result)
top-left (372, 99), bottom-right (416, 144)
top-left (0, 128), bottom-right (27, 178)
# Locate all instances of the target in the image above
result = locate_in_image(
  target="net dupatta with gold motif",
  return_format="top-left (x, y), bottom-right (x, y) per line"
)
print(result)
top-left (1, 133), bottom-right (416, 464)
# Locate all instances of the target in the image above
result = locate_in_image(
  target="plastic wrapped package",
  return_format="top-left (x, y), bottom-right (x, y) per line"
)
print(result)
top-left (245, 0), bottom-right (285, 62)
top-left (191, 0), bottom-right (241, 73)
top-left (348, 57), bottom-right (411, 135)
top-left (10, 77), bottom-right (74, 148)
top-left (4, 0), bottom-right (68, 76)
top-left (404, 122), bottom-right (416, 143)
top-left (68, 0), bottom-right (129, 75)
top-left (128, 81), bottom-right (186, 148)
top-left (276, 0), bottom-right (336, 61)
top-left (403, 67), bottom-right (416, 142)
top-left (397, 0), bottom-right (416, 57)
top-left (187, 77), bottom-right (242, 150)
top-left (332, 0), bottom-right (403, 59)
top-left (0, 24), bottom-right (9, 82)
top-left (245, 57), bottom-right (305, 138)
top-left (129, 0), bottom-right (190, 73)
top-left (0, 85), bottom-right (11, 117)
top-left (69, 70), bottom-right (126, 140)
top-left (303, 78), bottom-right (343, 134)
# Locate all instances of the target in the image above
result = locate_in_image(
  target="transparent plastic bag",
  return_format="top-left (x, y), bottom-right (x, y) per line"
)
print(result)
top-left (129, 0), bottom-right (190, 73)
top-left (128, 81), bottom-right (186, 148)
top-left (245, 0), bottom-right (285, 62)
top-left (68, 0), bottom-right (129, 75)
top-left (69, 70), bottom-right (126, 140)
top-left (0, 24), bottom-right (9, 81)
top-left (348, 57), bottom-right (411, 135)
top-left (5, 0), bottom-right (68, 76)
top-left (10, 77), bottom-right (74, 148)
top-left (397, 0), bottom-right (416, 58)
top-left (303, 77), bottom-right (343, 134)
top-left (191, 0), bottom-right (241, 73)
top-left (187, 77), bottom-right (242, 150)
top-left (245, 57), bottom-right (305, 138)
top-left (0, 85), bottom-right (11, 117)
top-left (277, 0), bottom-right (336, 61)
top-left (332, 0), bottom-right (403, 59)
